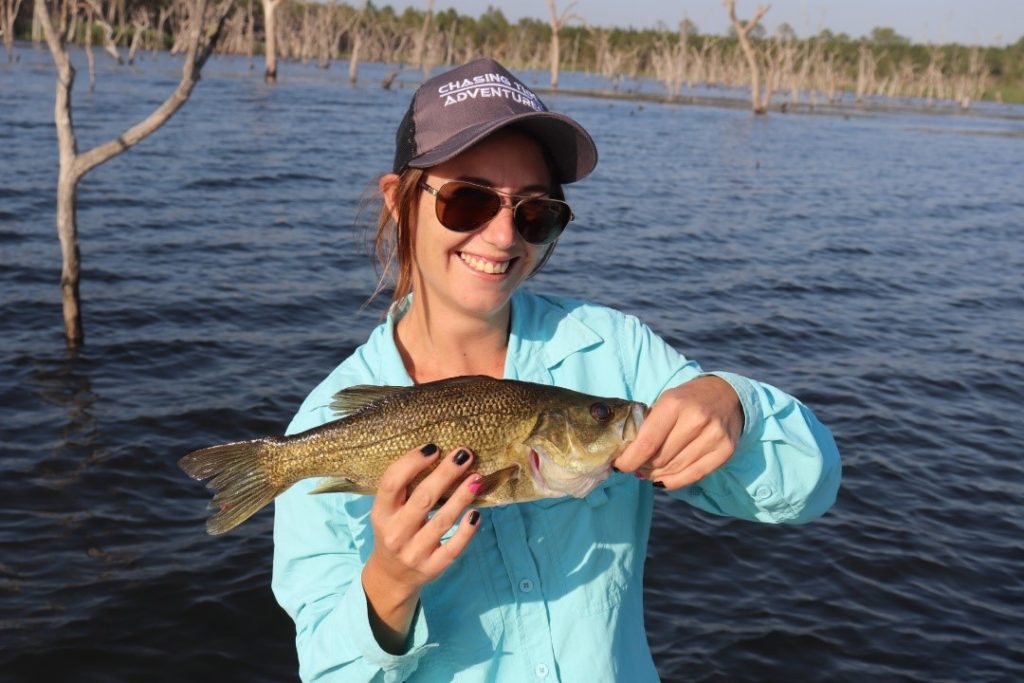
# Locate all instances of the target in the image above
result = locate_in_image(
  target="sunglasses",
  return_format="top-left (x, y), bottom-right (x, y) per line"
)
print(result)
top-left (419, 179), bottom-right (573, 246)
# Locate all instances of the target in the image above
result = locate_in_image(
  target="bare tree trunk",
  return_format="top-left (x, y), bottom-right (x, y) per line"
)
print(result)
top-left (545, 0), bottom-right (578, 90)
top-left (2, 0), bottom-right (24, 61)
top-left (411, 0), bottom-right (433, 78)
top-left (723, 0), bottom-right (770, 114)
top-left (84, 8), bottom-right (96, 91)
top-left (35, 0), bottom-right (234, 346)
top-left (244, 0), bottom-right (253, 67)
top-left (84, 0), bottom-right (123, 63)
top-left (262, 0), bottom-right (281, 83)
top-left (347, 0), bottom-right (366, 84)
top-left (127, 8), bottom-right (148, 64)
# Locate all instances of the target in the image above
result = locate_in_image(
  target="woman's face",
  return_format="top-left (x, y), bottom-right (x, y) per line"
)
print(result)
top-left (410, 130), bottom-right (553, 324)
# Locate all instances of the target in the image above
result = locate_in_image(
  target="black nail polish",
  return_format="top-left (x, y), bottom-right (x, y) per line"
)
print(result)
top-left (653, 481), bottom-right (666, 489)
top-left (421, 443), bottom-right (438, 456)
top-left (453, 449), bottom-right (471, 466)
top-left (611, 466), bottom-right (620, 473)
top-left (469, 510), bottom-right (480, 526)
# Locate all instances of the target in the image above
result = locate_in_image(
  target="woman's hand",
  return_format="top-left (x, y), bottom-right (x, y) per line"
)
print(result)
top-left (613, 376), bottom-right (744, 490)
top-left (362, 444), bottom-right (482, 653)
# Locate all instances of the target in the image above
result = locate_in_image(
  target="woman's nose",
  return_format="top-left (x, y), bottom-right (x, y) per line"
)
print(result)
top-left (479, 203), bottom-right (517, 248)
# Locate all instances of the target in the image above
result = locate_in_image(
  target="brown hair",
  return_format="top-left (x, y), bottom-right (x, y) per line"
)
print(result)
top-left (369, 167), bottom-right (425, 307)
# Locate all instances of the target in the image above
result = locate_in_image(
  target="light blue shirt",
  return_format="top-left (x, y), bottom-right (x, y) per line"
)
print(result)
top-left (272, 290), bottom-right (841, 682)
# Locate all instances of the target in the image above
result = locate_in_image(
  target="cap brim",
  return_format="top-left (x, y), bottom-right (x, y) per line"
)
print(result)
top-left (407, 111), bottom-right (598, 184)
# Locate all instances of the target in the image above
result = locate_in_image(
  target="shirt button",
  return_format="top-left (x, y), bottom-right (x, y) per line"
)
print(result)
top-left (754, 485), bottom-right (772, 500)
top-left (535, 664), bottom-right (549, 677)
top-left (519, 579), bottom-right (534, 593)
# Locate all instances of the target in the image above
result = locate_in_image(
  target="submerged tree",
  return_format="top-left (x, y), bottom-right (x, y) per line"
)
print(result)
top-left (723, 0), bottom-right (771, 113)
top-left (262, 0), bottom-right (284, 82)
top-left (1, 0), bottom-right (23, 62)
top-left (545, 0), bottom-right (581, 89)
top-left (35, 0), bottom-right (234, 345)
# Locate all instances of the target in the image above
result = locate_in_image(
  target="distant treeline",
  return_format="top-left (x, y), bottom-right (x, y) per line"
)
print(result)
top-left (7, 0), bottom-right (1024, 103)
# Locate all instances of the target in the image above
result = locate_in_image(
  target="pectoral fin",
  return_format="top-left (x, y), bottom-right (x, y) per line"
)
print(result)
top-left (470, 465), bottom-right (521, 504)
top-left (309, 476), bottom-right (376, 495)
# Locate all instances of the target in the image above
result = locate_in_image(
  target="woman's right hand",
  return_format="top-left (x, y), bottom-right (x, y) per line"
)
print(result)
top-left (361, 443), bottom-right (482, 653)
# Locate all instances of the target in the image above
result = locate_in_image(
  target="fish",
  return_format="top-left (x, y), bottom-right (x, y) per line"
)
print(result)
top-left (179, 375), bottom-right (647, 535)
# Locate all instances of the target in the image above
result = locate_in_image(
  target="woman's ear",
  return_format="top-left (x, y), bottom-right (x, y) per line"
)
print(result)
top-left (379, 173), bottom-right (400, 223)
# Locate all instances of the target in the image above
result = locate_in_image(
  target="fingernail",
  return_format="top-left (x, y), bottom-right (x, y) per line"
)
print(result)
top-left (611, 466), bottom-right (620, 473)
top-left (635, 471), bottom-right (647, 480)
top-left (653, 481), bottom-right (666, 489)
top-left (421, 443), bottom-right (438, 456)
top-left (469, 510), bottom-right (480, 525)
top-left (467, 474), bottom-right (484, 495)
top-left (453, 449), bottom-right (471, 466)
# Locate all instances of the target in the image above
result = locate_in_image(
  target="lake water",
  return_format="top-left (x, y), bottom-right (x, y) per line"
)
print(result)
top-left (2, 44), bottom-right (1023, 682)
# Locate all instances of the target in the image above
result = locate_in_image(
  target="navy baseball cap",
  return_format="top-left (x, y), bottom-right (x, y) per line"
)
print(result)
top-left (393, 58), bottom-right (598, 183)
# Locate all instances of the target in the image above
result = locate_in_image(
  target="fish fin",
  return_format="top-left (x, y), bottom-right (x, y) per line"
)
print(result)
top-left (525, 412), bottom-right (570, 453)
top-left (178, 439), bottom-right (284, 535)
top-left (471, 465), bottom-right (521, 503)
top-left (329, 384), bottom-right (409, 416)
top-left (309, 476), bottom-right (375, 495)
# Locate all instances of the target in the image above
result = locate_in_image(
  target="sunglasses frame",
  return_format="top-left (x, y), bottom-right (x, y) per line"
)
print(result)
top-left (418, 179), bottom-right (574, 246)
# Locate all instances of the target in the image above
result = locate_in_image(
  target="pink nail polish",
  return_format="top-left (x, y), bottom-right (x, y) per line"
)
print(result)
top-left (468, 475), bottom-right (484, 495)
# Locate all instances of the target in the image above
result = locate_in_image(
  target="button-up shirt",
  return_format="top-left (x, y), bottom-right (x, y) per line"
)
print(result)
top-left (272, 290), bottom-right (841, 682)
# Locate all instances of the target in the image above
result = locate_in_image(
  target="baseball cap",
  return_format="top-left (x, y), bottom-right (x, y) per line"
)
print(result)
top-left (392, 58), bottom-right (598, 183)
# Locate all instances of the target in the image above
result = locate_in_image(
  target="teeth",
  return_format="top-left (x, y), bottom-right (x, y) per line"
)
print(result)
top-left (459, 252), bottom-right (510, 274)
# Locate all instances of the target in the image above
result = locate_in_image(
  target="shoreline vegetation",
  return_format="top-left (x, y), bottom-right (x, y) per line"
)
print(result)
top-left (4, 0), bottom-right (1024, 109)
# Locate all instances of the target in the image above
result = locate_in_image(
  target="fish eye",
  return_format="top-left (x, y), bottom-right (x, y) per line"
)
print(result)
top-left (589, 402), bottom-right (613, 422)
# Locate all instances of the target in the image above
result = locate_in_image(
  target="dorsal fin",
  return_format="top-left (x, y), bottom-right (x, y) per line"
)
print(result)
top-left (330, 384), bottom-right (410, 416)
top-left (330, 376), bottom-right (499, 417)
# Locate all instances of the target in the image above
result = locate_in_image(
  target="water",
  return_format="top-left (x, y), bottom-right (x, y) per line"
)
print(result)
top-left (2, 44), bottom-right (1023, 682)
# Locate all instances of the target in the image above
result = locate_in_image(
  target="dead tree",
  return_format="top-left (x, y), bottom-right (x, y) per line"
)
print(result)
top-left (411, 0), bottom-right (433, 78)
top-left (83, 0), bottom-right (123, 63)
top-left (545, 0), bottom-right (580, 89)
top-left (262, 0), bottom-right (283, 82)
top-left (127, 6), bottom-right (149, 64)
top-left (35, 0), bottom-right (234, 345)
top-left (347, 0), bottom-right (367, 83)
top-left (1, 0), bottom-right (24, 61)
top-left (650, 23), bottom-right (689, 101)
top-left (723, 0), bottom-right (770, 114)
top-left (855, 41), bottom-right (876, 105)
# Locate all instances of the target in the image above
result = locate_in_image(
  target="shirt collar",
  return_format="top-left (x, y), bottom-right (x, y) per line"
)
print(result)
top-left (374, 290), bottom-right (605, 383)
top-left (506, 290), bottom-right (604, 379)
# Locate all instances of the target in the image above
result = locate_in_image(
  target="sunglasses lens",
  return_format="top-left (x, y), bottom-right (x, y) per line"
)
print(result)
top-left (436, 183), bottom-right (501, 232)
top-left (515, 199), bottom-right (571, 245)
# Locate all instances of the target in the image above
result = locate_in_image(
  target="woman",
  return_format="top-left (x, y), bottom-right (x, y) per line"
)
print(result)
top-left (272, 58), bottom-right (841, 682)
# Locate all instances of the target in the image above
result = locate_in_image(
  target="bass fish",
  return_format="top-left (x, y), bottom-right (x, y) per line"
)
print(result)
top-left (180, 375), bottom-right (647, 534)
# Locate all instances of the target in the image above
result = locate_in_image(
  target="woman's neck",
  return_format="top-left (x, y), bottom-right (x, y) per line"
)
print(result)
top-left (394, 297), bottom-right (511, 384)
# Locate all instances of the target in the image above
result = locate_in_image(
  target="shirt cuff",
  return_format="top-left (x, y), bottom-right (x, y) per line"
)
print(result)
top-left (701, 370), bottom-right (764, 452)
top-left (332, 576), bottom-right (436, 679)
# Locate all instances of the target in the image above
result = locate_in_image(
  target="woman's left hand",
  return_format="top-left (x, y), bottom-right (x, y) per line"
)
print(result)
top-left (612, 375), bottom-right (744, 490)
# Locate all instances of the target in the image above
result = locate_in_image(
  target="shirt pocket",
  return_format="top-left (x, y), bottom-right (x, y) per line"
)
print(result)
top-left (530, 476), bottom-right (642, 616)
top-left (421, 530), bottom-right (506, 673)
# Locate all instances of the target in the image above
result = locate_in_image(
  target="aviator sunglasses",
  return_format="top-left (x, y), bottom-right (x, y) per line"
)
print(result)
top-left (419, 179), bottom-right (574, 246)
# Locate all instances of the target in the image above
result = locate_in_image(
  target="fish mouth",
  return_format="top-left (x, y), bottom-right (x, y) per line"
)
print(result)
top-left (529, 445), bottom-right (610, 499)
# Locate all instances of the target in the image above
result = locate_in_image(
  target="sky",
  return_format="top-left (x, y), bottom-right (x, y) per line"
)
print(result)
top-left (385, 0), bottom-right (1023, 46)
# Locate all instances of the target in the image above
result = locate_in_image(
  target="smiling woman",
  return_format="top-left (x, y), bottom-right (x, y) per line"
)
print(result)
top-left (270, 57), bottom-right (842, 682)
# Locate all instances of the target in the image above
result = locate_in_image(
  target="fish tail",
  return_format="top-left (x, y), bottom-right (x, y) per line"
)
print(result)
top-left (178, 438), bottom-right (283, 535)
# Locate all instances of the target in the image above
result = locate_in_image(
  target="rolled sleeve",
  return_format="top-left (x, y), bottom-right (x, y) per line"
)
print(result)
top-left (672, 377), bottom-right (841, 525)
